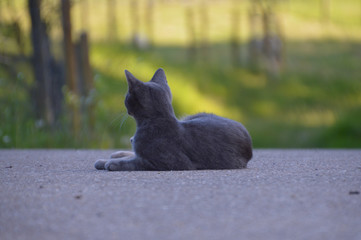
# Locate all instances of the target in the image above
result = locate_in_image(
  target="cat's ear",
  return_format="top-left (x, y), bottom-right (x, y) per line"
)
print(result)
top-left (150, 68), bottom-right (168, 86)
top-left (125, 70), bottom-right (141, 91)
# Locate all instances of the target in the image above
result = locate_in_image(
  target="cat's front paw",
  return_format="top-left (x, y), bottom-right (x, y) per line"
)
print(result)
top-left (94, 159), bottom-right (108, 170)
top-left (104, 160), bottom-right (123, 171)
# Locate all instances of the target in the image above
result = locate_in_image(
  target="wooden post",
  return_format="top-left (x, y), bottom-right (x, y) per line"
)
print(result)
top-left (61, 0), bottom-right (76, 92)
top-left (79, 33), bottom-right (93, 97)
top-left (75, 33), bottom-right (94, 129)
top-left (61, 0), bottom-right (80, 135)
top-left (28, 0), bottom-right (54, 126)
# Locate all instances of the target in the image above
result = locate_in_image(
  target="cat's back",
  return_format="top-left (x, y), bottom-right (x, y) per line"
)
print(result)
top-left (180, 113), bottom-right (253, 168)
top-left (181, 113), bottom-right (249, 135)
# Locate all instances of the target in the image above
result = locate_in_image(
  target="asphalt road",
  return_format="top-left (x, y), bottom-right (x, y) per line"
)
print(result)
top-left (0, 149), bottom-right (360, 240)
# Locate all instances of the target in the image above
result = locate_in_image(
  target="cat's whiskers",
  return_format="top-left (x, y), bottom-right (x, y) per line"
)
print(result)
top-left (118, 114), bottom-right (129, 131)
top-left (110, 112), bottom-right (127, 129)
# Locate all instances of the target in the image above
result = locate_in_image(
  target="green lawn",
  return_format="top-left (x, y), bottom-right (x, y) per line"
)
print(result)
top-left (0, 0), bottom-right (360, 148)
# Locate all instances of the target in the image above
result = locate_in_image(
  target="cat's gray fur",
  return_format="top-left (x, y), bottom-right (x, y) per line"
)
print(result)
top-left (94, 68), bottom-right (252, 171)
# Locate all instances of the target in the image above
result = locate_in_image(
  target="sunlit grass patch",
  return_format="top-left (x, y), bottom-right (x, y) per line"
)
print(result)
top-left (1, 0), bottom-right (361, 148)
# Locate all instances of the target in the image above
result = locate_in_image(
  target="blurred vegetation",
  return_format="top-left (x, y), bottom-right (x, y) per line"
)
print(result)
top-left (0, 0), bottom-right (360, 149)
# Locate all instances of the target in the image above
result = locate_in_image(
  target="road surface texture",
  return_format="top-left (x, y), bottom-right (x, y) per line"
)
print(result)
top-left (0, 149), bottom-right (360, 240)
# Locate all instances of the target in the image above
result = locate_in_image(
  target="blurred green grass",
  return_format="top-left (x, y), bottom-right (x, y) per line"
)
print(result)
top-left (0, 0), bottom-right (360, 148)
top-left (90, 39), bottom-right (361, 148)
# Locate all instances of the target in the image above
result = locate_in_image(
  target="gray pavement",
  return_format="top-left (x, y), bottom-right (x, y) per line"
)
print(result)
top-left (0, 149), bottom-right (360, 240)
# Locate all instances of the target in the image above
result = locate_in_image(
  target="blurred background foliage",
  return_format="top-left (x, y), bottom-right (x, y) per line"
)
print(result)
top-left (0, 0), bottom-right (360, 149)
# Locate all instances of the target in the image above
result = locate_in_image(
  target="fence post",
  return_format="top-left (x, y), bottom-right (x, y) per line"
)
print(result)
top-left (61, 0), bottom-right (80, 135)
top-left (75, 32), bottom-right (94, 130)
top-left (28, 0), bottom-right (55, 127)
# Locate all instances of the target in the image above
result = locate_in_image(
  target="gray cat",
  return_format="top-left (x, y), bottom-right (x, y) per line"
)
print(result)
top-left (94, 68), bottom-right (252, 171)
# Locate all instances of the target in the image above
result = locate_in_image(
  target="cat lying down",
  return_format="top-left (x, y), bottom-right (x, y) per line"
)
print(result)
top-left (94, 68), bottom-right (252, 171)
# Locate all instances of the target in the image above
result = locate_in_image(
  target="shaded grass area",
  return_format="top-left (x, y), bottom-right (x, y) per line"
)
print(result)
top-left (1, 38), bottom-right (360, 148)
top-left (78, 38), bottom-right (361, 148)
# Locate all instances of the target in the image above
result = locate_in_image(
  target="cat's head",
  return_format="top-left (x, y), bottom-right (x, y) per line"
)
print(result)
top-left (124, 68), bottom-right (175, 120)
